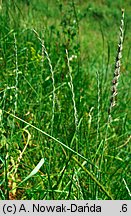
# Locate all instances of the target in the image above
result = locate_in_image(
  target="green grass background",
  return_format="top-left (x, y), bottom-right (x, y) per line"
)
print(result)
top-left (0, 0), bottom-right (131, 200)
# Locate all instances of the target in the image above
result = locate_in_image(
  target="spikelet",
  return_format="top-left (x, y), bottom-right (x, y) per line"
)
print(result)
top-left (108, 9), bottom-right (124, 117)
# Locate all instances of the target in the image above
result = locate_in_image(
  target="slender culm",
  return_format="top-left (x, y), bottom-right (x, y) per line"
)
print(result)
top-left (33, 29), bottom-right (55, 136)
top-left (108, 9), bottom-right (124, 117)
top-left (66, 49), bottom-right (78, 131)
top-left (14, 33), bottom-right (19, 114)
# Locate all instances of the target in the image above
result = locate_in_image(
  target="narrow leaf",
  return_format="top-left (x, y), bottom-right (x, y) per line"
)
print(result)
top-left (20, 158), bottom-right (45, 185)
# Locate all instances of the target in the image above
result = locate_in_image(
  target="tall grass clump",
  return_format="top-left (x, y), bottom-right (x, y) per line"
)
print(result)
top-left (0, 0), bottom-right (131, 200)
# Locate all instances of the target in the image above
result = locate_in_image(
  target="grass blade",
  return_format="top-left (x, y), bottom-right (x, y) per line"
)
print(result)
top-left (19, 158), bottom-right (45, 185)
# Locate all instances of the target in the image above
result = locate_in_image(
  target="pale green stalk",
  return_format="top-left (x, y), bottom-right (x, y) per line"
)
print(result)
top-left (66, 49), bottom-right (78, 131)
top-left (33, 29), bottom-right (55, 136)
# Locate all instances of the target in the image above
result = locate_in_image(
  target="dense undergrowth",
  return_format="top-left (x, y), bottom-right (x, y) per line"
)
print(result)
top-left (0, 0), bottom-right (131, 200)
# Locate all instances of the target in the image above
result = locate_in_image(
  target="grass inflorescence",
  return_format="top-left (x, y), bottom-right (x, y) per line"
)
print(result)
top-left (108, 9), bottom-right (125, 118)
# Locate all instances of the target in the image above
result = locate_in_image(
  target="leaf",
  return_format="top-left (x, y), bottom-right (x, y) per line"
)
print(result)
top-left (19, 158), bottom-right (45, 185)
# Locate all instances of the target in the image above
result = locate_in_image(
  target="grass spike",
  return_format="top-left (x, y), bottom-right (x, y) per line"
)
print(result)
top-left (108, 9), bottom-right (124, 118)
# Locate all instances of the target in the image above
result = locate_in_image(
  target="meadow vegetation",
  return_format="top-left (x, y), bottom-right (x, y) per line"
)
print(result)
top-left (0, 0), bottom-right (131, 200)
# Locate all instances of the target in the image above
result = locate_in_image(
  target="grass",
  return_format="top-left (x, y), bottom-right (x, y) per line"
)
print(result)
top-left (0, 0), bottom-right (131, 200)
